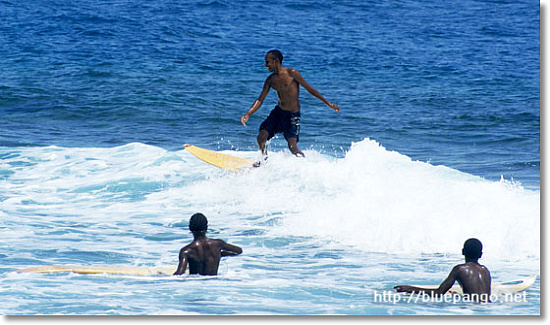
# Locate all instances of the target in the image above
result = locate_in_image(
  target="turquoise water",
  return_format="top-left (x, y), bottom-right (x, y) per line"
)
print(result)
top-left (1, 142), bottom-right (540, 315)
top-left (0, 0), bottom-right (540, 315)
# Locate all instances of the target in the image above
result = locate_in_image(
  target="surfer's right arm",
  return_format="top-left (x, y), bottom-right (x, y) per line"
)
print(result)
top-left (241, 79), bottom-right (271, 126)
top-left (394, 266), bottom-right (459, 295)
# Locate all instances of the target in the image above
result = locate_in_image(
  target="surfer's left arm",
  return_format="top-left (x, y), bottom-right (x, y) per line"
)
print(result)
top-left (289, 69), bottom-right (340, 113)
top-left (173, 248), bottom-right (189, 275)
top-left (220, 240), bottom-right (243, 257)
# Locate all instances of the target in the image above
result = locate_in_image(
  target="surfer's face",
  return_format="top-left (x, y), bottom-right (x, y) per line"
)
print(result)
top-left (265, 54), bottom-right (278, 72)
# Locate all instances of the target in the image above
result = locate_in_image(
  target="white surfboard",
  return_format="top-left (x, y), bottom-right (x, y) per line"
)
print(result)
top-left (16, 264), bottom-right (179, 276)
top-left (402, 274), bottom-right (536, 295)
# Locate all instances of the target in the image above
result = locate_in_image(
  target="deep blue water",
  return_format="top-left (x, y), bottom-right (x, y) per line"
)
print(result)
top-left (0, 0), bottom-right (540, 315)
top-left (1, 0), bottom-right (539, 188)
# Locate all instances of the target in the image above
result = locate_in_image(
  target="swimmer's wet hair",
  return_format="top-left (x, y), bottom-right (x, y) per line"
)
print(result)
top-left (267, 49), bottom-right (283, 63)
top-left (462, 238), bottom-right (483, 259)
top-left (189, 213), bottom-right (208, 233)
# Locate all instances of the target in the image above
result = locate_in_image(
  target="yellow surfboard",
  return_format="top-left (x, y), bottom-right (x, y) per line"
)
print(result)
top-left (184, 144), bottom-right (253, 172)
top-left (16, 264), bottom-right (179, 276)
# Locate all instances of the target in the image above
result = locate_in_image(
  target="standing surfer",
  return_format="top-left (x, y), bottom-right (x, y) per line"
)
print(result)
top-left (241, 49), bottom-right (340, 165)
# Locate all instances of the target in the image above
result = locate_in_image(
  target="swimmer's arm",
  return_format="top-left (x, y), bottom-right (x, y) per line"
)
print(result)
top-left (241, 79), bottom-right (271, 126)
top-left (289, 69), bottom-right (340, 113)
top-left (220, 240), bottom-right (243, 257)
top-left (394, 267), bottom-right (458, 295)
top-left (173, 248), bottom-right (189, 275)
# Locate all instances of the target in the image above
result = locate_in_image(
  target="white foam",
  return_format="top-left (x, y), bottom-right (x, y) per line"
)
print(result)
top-left (1, 140), bottom-right (540, 259)
top-left (184, 139), bottom-right (540, 258)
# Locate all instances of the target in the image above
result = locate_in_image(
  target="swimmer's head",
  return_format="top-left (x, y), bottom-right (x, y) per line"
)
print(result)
top-left (189, 213), bottom-right (208, 234)
top-left (462, 238), bottom-right (483, 259)
top-left (267, 49), bottom-right (283, 63)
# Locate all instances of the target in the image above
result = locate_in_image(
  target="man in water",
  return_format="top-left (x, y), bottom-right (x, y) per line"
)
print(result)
top-left (241, 49), bottom-right (340, 163)
top-left (173, 213), bottom-right (242, 276)
top-left (393, 238), bottom-right (492, 302)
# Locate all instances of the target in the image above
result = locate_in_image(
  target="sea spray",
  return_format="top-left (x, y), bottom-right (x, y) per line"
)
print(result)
top-left (1, 139), bottom-right (539, 259)
top-left (182, 139), bottom-right (539, 258)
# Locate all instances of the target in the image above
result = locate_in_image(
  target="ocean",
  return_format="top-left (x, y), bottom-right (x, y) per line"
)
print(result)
top-left (0, 0), bottom-right (540, 315)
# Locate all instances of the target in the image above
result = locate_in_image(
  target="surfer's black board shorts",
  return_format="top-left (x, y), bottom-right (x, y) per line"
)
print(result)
top-left (259, 106), bottom-right (301, 142)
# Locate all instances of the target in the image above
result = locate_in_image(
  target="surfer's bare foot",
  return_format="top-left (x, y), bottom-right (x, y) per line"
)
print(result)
top-left (253, 156), bottom-right (268, 168)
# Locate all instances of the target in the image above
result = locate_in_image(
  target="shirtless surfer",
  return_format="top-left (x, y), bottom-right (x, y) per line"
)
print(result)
top-left (174, 213), bottom-right (242, 276)
top-left (241, 49), bottom-right (340, 164)
top-left (394, 238), bottom-right (492, 302)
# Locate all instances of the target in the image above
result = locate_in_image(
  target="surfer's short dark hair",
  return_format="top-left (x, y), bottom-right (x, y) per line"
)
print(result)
top-left (267, 49), bottom-right (283, 63)
top-left (462, 238), bottom-right (483, 259)
top-left (189, 213), bottom-right (208, 233)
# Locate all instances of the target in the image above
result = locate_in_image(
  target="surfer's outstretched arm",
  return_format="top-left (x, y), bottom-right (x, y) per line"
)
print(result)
top-left (241, 78), bottom-right (271, 126)
top-left (394, 267), bottom-right (458, 295)
top-left (219, 240), bottom-right (243, 257)
top-left (288, 69), bottom-right (340, 112)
